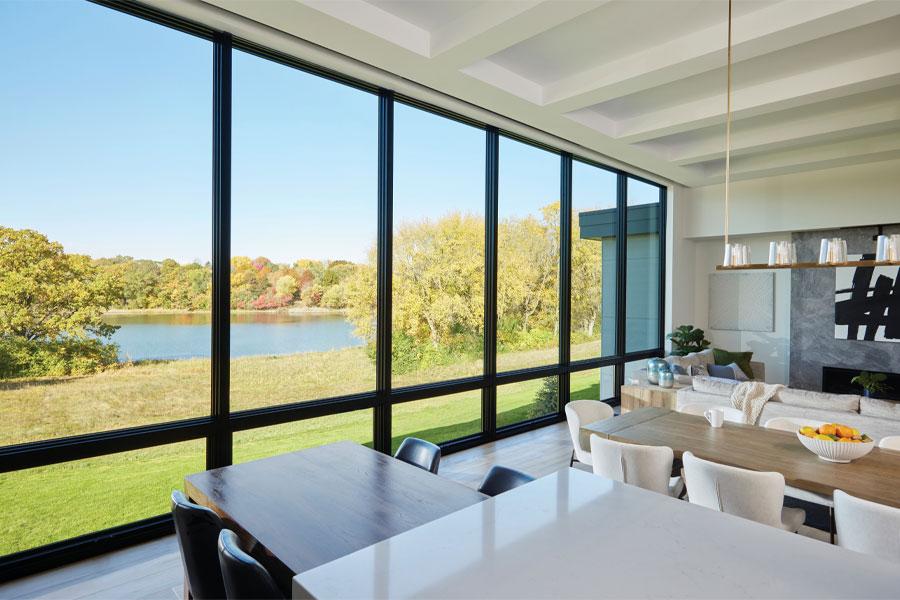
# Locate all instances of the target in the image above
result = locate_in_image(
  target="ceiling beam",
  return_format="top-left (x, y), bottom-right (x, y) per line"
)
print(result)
top-left (429, 1), bottom-right (606, 69)
top-left (542, 0), bottom-right (900, 112)
top-left (300, 0), bottom-right (430, 56)
top-left (671, 98), bottom-right (900, 166)
top-left (612, 48), bottom-right (900, 143)
top-left (702, 131), bottom-right (900, 182)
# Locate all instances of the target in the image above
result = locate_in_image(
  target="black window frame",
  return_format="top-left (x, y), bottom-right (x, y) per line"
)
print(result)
top-left (0, 0), bottom-right (668, 580)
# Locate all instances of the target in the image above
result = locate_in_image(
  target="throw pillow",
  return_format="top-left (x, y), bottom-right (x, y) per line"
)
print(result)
top-left (713, 348), bottom-right (754, 379)
top-left (727, 362), bottom-right (750, 381)
top-left (670, 364), bottom-right (688, 376)
top-left (707, 364), bottom-right (736, 380)
top-left (690, 364), bottom-right (709, 377)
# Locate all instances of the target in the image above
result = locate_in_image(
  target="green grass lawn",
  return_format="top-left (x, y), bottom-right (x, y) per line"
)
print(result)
top-left (0, 346), bottom-right (606, 556)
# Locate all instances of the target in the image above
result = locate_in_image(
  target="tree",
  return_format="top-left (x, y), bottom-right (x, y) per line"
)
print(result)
top-left (0, 227), bottom-right (121, 377)
top-left (391, 212), bottom-right (484, 349)
top-left (0, 227), bottom-right (120, 342)
top-left (497, 202), bottom-right (559, 341)
top-left (275, 274), bottom-right (299, 298)
top-left (571, 211), bottom-right (603, 338)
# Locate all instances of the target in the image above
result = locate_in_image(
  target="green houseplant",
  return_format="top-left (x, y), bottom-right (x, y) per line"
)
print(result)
top-left (851, 371), bottom-right (891, 398)
top-left (666, 325), bottom-right (711, 357)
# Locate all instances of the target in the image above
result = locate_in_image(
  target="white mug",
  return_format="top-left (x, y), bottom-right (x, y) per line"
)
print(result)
top-left (704, 408), bottom-right (724, 428)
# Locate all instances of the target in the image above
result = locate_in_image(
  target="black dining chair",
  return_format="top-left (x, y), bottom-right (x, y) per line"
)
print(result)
top-left (218, 529), bottom-right (284, 600)
top-left (171, 490), bottom-right (227, 600)
top-left (394, 437), bottom-right (441, 474)
top-left (477, 465), bottom-right (536, 497)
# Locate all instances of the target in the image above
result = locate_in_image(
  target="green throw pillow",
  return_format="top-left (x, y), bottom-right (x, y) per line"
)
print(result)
top-left (713, 348), bottom-right (754, 379)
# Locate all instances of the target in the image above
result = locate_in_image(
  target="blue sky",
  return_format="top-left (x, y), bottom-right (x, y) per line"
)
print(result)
top-left (1, 0), bottom-right (654, 265)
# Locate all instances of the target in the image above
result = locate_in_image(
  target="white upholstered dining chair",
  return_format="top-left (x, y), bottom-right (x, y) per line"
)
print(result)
top-left (565, 400), bottom-right (614, 467)
top-left (589, 435), bottom-right (684, 498)
top-left (678, 402), bottom-right (745, 424)
top-left (879, 435), bottom-right (900, 451)
top-left (834, 490), bottom-right (900, 562)
top-left (764, 417), bottom-right (835, 541)
top-left (682, 451), bottom-right (805, 532)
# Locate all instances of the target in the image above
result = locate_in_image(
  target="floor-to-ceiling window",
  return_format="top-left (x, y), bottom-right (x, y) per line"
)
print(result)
top-left (230, 48), bottom-right (378, 412)
top-left (625, 177), bottom-right (663, 353)
top-left (0, 0), bottom-right (666, 575)
top-left (0, 0), bottom-right (212, 557)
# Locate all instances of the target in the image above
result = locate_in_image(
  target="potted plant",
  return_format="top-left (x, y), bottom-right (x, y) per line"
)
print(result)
top-left (851, 371), bottom-right (891, 398)
top-left (666, 325), bottom-right (711, 357)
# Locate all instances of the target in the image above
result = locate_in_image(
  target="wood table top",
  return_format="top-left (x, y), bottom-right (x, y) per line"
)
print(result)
top-left (583, 408), bottom-right (900, 508)
top-left (184, 441), bottom-right (488, 578)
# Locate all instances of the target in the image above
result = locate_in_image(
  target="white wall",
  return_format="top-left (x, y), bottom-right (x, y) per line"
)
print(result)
top-left (682, 158), bottom-right (900, 239)
top-left (690, 235), bottom-right (792, 384)
top-left (671, 158), bottom-right (900, 385)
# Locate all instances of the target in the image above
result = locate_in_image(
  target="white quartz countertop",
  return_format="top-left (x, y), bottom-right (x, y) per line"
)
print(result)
top-left (293, 467), bottom-right (900, 599)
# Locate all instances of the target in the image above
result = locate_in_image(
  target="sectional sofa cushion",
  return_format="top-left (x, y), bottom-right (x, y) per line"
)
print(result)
top-left (675, 388), bottom-right (900, 442)
top-left (775, 388), bottom-right (860, 413)
top-left (691, 376), bottom-right (738, 397)
top-left (860, 396), bottom-right (900, 422)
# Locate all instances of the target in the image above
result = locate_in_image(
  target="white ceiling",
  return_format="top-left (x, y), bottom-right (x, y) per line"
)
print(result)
top-left (177, 0), bottom-right (900, 187)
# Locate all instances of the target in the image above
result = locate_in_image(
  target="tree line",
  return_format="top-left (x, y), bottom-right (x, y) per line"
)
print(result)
top-left (0, 206), bottom-right (602, 378)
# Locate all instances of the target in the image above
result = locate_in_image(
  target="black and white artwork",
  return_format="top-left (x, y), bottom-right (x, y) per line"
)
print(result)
top-left (835, 255), bottom-right (900, 342)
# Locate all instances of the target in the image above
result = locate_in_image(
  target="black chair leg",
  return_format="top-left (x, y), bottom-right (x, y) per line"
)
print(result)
top-left (829, 506), bottom-right (835, 545)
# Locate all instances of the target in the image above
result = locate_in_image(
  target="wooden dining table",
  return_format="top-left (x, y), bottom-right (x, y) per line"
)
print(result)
top-left (582, 407), bottom-right (900, 509)
top-left (184, 441), bottom-right (487, 592)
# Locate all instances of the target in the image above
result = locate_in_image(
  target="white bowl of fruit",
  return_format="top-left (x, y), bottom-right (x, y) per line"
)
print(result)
top-left (796, 423), bottom-right (874, 463)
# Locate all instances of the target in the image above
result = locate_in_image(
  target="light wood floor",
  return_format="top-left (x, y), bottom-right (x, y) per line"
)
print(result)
top-left (1, 422), bottom-right (827, 599)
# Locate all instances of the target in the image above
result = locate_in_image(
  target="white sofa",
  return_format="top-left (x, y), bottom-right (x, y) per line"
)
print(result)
top-left (676, 376), bottom-right (900, 443)
top-left (664, 349), bottom-right (765, 386)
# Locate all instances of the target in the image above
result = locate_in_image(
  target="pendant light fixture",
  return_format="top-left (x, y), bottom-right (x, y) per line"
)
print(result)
top-left (714, 2), bottom-right (896, 272)
top-left (721, 0), bottom-right (736, 267)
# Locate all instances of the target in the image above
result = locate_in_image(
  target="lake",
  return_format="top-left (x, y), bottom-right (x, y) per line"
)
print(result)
top-left (102, 312), bottom-right (364, 361)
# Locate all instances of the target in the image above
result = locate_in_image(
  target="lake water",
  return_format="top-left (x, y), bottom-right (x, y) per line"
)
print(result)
top-left (102, 312), bottom-right (363, 361)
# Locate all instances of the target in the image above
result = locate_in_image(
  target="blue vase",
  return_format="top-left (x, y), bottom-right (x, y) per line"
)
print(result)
top-left (647, 359), bottom-right (665, 384)
top-left (658, 370), bottom-right (675, 389)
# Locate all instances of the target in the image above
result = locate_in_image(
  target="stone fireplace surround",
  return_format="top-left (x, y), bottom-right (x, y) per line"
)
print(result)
top-left (790, 225), bottom-right (900, 391)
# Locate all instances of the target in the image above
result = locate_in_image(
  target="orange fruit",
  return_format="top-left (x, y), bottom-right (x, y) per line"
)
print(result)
top-left (838, 438), bottom-right (853, 443)
top-left (818, 424), bottom-right (837, 436)
top-left (835, 425), bottom-right (855, 438)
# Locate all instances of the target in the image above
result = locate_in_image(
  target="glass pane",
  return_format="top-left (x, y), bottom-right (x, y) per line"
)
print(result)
top-left (497, 137), bottom-right (560, 373)
top-left (0, 1), bottom-right (212, 446)
top-left (570, 366), bottom-right (616, 402)
top-left (624, 360), bottom-right (646, 391)
top-left (231, 51), bottom-right (377, 410)
top-left (625, 178), bottom-right (662, 353)
top-left (0, 440), bottom-right (205, 556)
top-left (233, 409), bottom-right (373, 463)
top-left (497, 376), bottom-right (558, 429)
top-left (571, 162), bottom-right (617, 361)
top-left (391, 391), bottom-right (482, 453)
top-left (392, 105), bottom-right (485, 387)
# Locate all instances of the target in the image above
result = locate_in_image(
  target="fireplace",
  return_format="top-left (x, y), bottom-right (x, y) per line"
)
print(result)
top-left (822, 366), bottom-right (900, 401)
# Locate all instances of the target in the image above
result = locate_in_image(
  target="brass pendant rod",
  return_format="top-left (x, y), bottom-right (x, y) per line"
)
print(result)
top-left (724, 0), bottom-right (733, 247)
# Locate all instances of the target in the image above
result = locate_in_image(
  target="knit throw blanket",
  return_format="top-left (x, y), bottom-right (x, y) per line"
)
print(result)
top-left (730, 381), bottom-right (784, 425)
